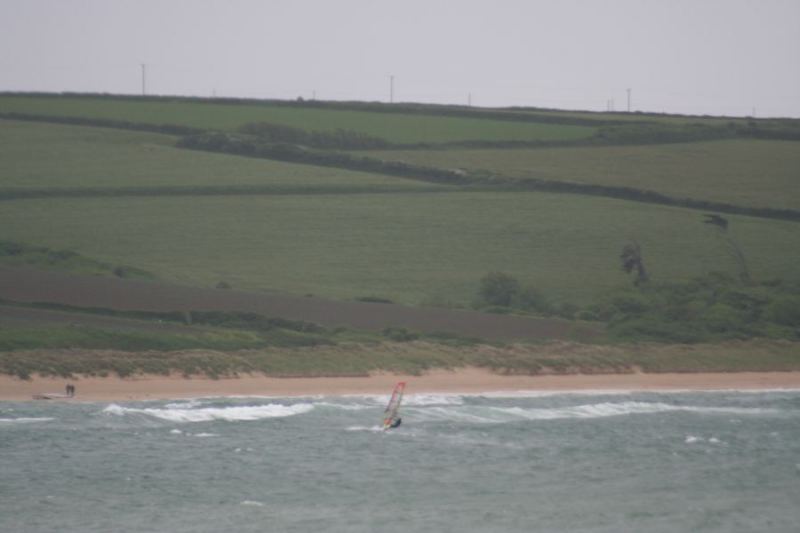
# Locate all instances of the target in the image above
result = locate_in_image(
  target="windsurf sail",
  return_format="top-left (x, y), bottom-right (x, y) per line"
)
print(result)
top-left (382, 382), bottom-right (406, 430)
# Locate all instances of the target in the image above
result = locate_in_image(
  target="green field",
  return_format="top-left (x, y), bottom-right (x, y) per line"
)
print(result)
top-left (0, 95), bottom-right (595, 144)
top-left (1, 93), bottom-right (799, 354)
top-left (508, 107), bottom-right (753, 125)
top-left (364, 139), bottom-right (800, 210)
top-left (0, 119), bottom-right (438, 192)
top-left (2, 192), bottom-right (798, 306)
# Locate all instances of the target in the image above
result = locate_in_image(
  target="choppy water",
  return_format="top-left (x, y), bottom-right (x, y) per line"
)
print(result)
top-left (2, 390), bottom-right (799, 532)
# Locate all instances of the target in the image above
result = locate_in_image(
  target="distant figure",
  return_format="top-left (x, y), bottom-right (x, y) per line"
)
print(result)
top-left (66, 384), bottom-right (75, 397)
top-left (390, 417), bottom-right (402, 429)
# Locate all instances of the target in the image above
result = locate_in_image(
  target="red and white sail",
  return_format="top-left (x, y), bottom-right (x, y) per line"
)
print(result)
top-left (382, 382), bottom-right (406, 429)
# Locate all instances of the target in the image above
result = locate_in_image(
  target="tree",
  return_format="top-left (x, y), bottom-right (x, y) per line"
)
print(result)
top-left (703, 214), bottom-right (752, 284)
top-left (620, 241), bottom-right (649, 286)
top-left (478, 272), bottom-right (521, 307)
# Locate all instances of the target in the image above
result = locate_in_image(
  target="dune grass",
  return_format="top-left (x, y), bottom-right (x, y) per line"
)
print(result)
top-left (0, 326), bottom-right (269, 354)
top-left (2, 338), bottom-right (799, 380)
top-left (0, 95), bottom-right (595, 144)
top-left (364, 139), bottom-right (800, 210)
top-left (1, 192), bottom-right (798, 307)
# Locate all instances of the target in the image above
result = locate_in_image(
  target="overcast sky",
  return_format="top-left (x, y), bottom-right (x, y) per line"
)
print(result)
top-left (1, 0), bottom-right (798, 117)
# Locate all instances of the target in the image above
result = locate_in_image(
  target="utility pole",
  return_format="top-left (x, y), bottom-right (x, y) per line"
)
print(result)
top-left (389, 75), bottom-right (394, 103)
top-left (141, 64), bottom-right (146, 96)
top-left (468, 92), bottom-right (472, 107)
top-left (627, 88), bottom-right (631, 112)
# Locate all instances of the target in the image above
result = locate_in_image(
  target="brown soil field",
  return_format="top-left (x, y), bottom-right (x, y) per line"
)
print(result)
top-left (0, 267), bottom-right (600, 341)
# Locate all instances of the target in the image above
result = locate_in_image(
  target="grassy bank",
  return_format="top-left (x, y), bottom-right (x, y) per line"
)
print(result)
top-left (0, 240), bottom-right (155, 279)
top-left (2, 339), bottom-right (799, 380)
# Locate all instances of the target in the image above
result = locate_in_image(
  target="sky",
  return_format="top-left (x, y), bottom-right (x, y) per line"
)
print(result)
top-left (1, 0), bottom-right (798, 117)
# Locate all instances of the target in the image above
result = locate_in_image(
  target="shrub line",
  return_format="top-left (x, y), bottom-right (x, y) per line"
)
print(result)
top-left (176, 134), bottom-right (800, 222)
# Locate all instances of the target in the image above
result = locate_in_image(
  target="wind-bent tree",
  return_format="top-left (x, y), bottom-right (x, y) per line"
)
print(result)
top-left (703, 214), bottom-right (752, 284)
top-left (620, 241), bottom-right (649, 286)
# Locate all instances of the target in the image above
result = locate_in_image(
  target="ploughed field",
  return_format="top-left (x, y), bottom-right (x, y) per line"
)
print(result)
top-left (0, 267), bottom-right (590, 342)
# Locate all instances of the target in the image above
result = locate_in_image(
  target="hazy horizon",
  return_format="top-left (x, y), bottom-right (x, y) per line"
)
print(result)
top-left (1, 0), bottom-right (798, 118)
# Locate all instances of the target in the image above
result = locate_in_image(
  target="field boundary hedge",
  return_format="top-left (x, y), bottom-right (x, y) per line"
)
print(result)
top-left (2, 109), bottom-right (799, 221)
top-left (0, 111), bottom-right (205, 136)
top-left (177, 133), bottom-right (800, 222)
top-left (4, 110), bottom-right (798, 150)
top-left (0, 184), bottom-right (450, 201)
top-left (0, 91), bottom-right (638, 127)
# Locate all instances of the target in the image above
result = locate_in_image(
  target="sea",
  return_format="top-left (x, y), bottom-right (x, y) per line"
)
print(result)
top-left (2, 389), bottom-right (799, 533)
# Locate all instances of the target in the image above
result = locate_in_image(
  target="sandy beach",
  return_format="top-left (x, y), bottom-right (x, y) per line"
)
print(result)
top-left (3, 369), bottom-right (800, 401)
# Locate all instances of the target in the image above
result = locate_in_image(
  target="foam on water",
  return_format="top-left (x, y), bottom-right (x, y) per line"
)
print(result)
top-left (164, 400), bottom-right (206, 409)
top-left (102, 402), bottom-right (314, 422)
top-left (407, 401), bottom-right (783, 424)
top-left (240, 500), bottom-right (264, 507)
top-left (0, 417), bottom-right (55, 424)
top-left (402, 394), bottom-right (465, 406)
top-left (4, 390), bottom-right (800, 533)
top-left (313, 401), bottom-right (372, 411)
top-left (346, 425), bottom-right (385, 432)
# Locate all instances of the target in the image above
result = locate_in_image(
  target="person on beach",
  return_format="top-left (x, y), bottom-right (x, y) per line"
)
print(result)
top-left (66, 384), bottom-right (75, 397)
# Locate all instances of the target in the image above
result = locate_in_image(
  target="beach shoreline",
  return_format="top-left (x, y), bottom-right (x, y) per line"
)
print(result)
top-left (2, 369), bottom-right (800, 402)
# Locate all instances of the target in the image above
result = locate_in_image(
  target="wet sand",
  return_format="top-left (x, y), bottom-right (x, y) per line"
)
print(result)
top-left (2, 369), bottom-right (800, 401)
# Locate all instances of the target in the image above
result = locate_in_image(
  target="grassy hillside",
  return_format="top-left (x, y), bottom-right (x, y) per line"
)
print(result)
top-left (364, 139), bottom-right (800, 210)
top-left (0, 95), bottom-right (595, 144)
top-left (0, 119), bottom-right (439, 193)
top-left (0, 93), bottom-right (798, 349)
top-left (1, 192), bottom-right (798, 306)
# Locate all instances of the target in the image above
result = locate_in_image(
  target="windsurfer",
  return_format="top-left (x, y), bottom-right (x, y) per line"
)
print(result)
top-left (382, 382), bottom-right (406, 430)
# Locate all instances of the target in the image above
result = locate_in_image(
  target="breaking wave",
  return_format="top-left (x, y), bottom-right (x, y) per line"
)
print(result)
top-left (401, 394), bottom-right (465, 407)
top-left (102, 402), bottom-right (314, 422)
top-left (406, 401), bottom-right (781, 424)
top-left (164, 400), bottom-right (207, 409)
